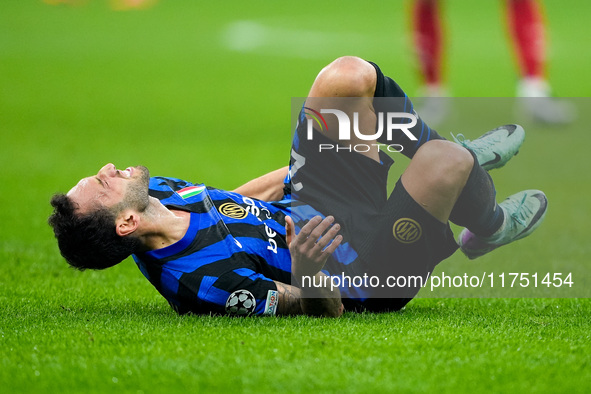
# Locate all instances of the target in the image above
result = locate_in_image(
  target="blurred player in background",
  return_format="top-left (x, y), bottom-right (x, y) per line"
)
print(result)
top-left (411, 0), bottom-right (574, 124)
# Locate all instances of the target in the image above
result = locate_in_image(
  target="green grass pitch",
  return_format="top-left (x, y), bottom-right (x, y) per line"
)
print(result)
top-left (1, 1), bottom-right (590, 392)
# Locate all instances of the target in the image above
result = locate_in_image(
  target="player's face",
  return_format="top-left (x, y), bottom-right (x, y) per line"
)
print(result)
top-left (67, 163), bottom-right (150, 214)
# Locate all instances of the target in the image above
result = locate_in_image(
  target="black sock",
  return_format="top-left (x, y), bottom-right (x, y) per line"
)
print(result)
top-left (368, 61), bottom-right (445, 158)
top-left (449, 150), bottom-right (505, 237)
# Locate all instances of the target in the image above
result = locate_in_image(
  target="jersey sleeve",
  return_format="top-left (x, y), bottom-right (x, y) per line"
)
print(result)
top-left (202, 268), bottom-right (279, 317)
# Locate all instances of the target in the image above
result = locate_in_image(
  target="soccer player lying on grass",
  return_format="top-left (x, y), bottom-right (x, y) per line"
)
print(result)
top-left (49, 57), bottom-right (547, 317)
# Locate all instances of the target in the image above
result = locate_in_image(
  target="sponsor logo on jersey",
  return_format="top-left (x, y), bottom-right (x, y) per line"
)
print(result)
top-left (242, 197), bottom-right (280, 254)
top-left (177, 185), bottom-right (206, 199)
top-left (393, 218), bottom-right (422, 244)
top-left (263, 289), bottom-right (279, 316)
top-left (219, 202), bottom-right (248, 219)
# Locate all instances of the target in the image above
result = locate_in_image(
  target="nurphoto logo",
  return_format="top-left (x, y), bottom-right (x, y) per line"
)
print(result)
top-left (304, 107), bottom-right (418, 153)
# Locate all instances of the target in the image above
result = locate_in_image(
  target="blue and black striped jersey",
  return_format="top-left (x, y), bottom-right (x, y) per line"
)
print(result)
top-left (132, 176), bottom-right (292, 316)
top-left (132, 174), bottom-right (368, 316)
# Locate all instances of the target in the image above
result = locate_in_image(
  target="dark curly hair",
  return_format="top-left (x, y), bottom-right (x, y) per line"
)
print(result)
top-left (48, 193), bottom-right (141, 270)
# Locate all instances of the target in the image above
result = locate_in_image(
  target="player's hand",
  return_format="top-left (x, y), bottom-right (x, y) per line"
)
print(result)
top-left (285, 215), bottom-right (342, 279)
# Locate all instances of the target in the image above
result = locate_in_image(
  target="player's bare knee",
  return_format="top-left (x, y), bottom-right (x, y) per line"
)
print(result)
top-left (445, 141), bottom-right (473, 174)
top-left (312, 56), bottom-right (376, 97)
top-left (417, 140), bottom-right (474, 188)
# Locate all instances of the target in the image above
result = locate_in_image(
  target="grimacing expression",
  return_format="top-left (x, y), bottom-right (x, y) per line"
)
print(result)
top-left (67, 163), bottom-right (150, 214)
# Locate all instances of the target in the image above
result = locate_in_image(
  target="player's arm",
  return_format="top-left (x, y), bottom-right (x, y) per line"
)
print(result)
top-left (274, 275), bottom-right (345, 317)
top-left (273, 281), bottom-right (303, 315)
top-left (277, 216), bottom-right (344, 317)
top-left (232, 166), bottom-right (288, 202)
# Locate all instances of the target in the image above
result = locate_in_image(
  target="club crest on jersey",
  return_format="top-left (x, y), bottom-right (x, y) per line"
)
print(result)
top-left (177, 185), bottom-right (206, 199)
top-left (219, 202), bottom-right (248, 219)
top-left (392, 218), bottom-right (422, 244)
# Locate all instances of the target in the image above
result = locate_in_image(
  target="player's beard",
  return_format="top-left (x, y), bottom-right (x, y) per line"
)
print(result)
top-left (115, 165), bottom-right (151, 213)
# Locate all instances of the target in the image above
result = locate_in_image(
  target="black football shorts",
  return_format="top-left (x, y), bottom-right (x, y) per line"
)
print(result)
top-left (288, 114), bottom-right (458, 312)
